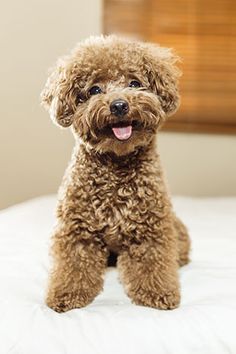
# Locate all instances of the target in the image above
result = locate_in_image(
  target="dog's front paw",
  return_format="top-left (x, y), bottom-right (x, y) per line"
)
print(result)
top-left (46, 291), bottom-right (94, 313)
top-left (131, 288), bottom-right (180, 310)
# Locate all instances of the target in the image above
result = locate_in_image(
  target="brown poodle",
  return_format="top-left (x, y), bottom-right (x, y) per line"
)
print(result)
top-left (41, 35), bottom-right (190, 313)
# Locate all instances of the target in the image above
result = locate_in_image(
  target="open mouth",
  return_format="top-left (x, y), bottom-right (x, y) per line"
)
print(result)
top-left (109, 120), bottom-right (140, 141)
top-left (112, 125), bottom-right (132, 140)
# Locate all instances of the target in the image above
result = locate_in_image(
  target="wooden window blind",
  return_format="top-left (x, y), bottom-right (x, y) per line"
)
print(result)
top-left (103, 0), bottom-right (236, 134)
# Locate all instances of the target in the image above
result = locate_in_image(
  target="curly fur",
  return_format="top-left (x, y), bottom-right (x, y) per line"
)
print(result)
top-left (41, 35), bottom-right (190, 312)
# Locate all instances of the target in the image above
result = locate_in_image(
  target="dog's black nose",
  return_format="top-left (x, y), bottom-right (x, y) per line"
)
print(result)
top-left (110, 99), bottom-right (129, 117)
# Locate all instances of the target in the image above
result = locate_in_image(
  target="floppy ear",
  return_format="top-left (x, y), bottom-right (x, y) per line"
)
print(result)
top-left (144, 43), bottom-right (181, 117)
top-left (40, 59), bottom-right (79, 128)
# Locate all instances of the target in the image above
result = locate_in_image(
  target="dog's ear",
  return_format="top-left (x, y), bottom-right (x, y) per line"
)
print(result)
top-left (143, 43), bottom-right (181, 117)
top-left (40, 59), bottom-right (79, 128)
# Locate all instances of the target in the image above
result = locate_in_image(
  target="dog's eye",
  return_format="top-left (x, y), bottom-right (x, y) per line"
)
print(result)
top-left (89, 86), bottom-right (102, 96)
top-left (129, 80), bottom-right (142, 88)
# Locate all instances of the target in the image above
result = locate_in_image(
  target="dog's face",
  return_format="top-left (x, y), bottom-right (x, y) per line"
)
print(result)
top-left (41, 36), bottom-right (180, 156)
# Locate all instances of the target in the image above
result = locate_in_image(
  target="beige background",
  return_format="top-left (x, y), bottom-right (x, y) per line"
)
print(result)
top-left (1, 0), bottom-right (236, 210)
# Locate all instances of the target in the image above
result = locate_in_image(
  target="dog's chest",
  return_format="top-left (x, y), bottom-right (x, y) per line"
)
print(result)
top-left (88, 170), bottom-right (162, 250)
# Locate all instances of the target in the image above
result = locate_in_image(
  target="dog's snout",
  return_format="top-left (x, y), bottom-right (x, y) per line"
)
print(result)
top-left (110, 99), bottom-right (129, 117)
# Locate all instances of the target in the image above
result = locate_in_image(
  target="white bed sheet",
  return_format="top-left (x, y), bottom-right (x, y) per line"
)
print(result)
top-left (0, 195), bottom-right (235, 354)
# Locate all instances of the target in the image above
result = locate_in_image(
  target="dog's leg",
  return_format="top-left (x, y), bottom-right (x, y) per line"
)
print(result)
top-left (117, 222), bottom-right (180, 309)
top-left (173, 214), bottom-right (191, 266)
top-left (46, 224), bottom-right (107, 312)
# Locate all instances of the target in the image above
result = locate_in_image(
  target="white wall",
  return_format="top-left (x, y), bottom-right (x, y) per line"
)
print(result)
top-left (159, 132), bottom-right (236, 197)
top-left (0, 0), bottom-right (101, 209)
top-left (0, 0), bottom-right (236, 209)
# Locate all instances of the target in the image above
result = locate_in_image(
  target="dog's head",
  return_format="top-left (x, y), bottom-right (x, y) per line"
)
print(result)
top-left (41, 36), bottom-right (180, 156)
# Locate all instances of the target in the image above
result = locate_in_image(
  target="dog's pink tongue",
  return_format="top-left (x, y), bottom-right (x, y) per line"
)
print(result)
top-left (112, 125), bottom-right (132, 140)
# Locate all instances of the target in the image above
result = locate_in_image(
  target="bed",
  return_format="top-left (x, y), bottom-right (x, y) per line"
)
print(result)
top-left (0, 195), bottom-right (235, 354)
